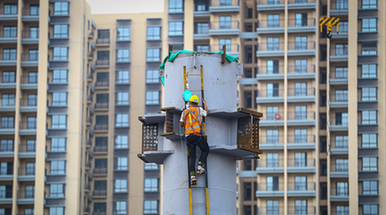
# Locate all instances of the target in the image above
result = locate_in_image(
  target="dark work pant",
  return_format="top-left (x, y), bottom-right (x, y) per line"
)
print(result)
top-left (186, 134), bottom-right (210, 175)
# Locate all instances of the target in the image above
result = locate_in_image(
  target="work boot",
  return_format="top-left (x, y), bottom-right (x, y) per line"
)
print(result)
top-left (191, 175), bottom-right (197, 185)
top-left (196, 165), bottom-right (205, 174)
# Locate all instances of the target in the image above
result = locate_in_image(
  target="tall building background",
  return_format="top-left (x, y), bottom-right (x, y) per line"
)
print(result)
top-left (0, 0), bottom-right (384, 214)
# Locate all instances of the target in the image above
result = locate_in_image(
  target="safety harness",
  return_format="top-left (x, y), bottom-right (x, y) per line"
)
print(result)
top-left (184, 107), bottom-right (203, 147)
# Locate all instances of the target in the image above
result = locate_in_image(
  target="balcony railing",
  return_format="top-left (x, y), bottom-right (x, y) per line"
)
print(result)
top-left (21, 53), bottom-right (38, 61)
top-left (21, 30), bottom-right (39, 39)
top-left (331, 48), bottom-right (348, 56)
top-left (287, 182), bottom-right (316, 191)
top-left (257, 42), bottom-right (284, 51)
top-left (93, 168), bottom-right (107, 175)
top-left (256, 206), bottom-right (284, 215)
top-left (256, 182), bottom-right (285, 191)
top-left (210, 0), bottom-right (240, 6)
top-left (210, 21), bottom-right (239, 30)
top-left (95, 60), bottom-right (109, 66)
top-left (287, 65), bottom-right (315, 74)
top-left (0, 7), bottom-right (18, 15)
top-left (95, 81), bottom-right (109, 88)
top-left (287, 88), bottom-right (315, 96)
top-left (0, 53), bottom-right (16, 61)
top-left (19, 121), bottom-right (37, 130)
top-left (330, 140), bottom-right (348, 149)
top-left (331, 0), bottom-right (348, 10)
top-left (21, 75), bottom-right (38, 84)
top-left (257, 19), bottom-right (285, 28)
top-left (288, 41), bottom-right (315, 50)
top-left (0, 167), bottom-right (13, 175)
top-left (330, 162), bottom-right (349, 172)
top-left (330, 117), bottom-right (348, 126)
top-left (256, 66), bottom-right (284, 74)
top-left (256, 88), bottom-right (284, 97)
top-left (331, 187), bottom-right (349, 196)
top-left (94, 124), bottom-right (108, 131)
top-left (287, 206), bottom-right (316, 215)
top-left (260, 112), bottom-right (284, 121)
top-left (287, 158), bottom-right (315, 167)
top-left (288, 0), bottom-right (315, 3)
top-left (287, 111), bottom-right (315, 120)
top-left (210, 44), bottom-right (239, 52)
top-left (94, 146), bottom-right (108, 153)
top-left (330, 94), bottom-right (348, 102)
top-left (259, 135), bottom-right (284, 145)
top-left (17, 190), bottom-right (34, 199)
top-left (0, 99), bottom-right (15, 107)
top-left (288, 18), bottom-right (316, 27)
top-left (330, 70), bottom-right (348, 79)
top-left (19, 144), bottom-right (36, 152)
top-left (93, 189), bottom-right (107, 196)
top-left (287, 135), bottom-right (315, 144)
top-left (22, 8), bottom-right (39, 16)
top-left (256, 159), bottom-right (284, 168)
top-left (96, 38), bottom-right (110, 45)
top-left (18, 167), bottom-right (35, 176)
top-left (258, 0), bottom-right (284, 5)
top-left (20, 98), bottom-right (37, 107)
top-left (0, 144), bottom-right (13, 152)
top-left (95, 103), bottom-right (108, 109)
top-left (0, 30), bottom-right (17, 39)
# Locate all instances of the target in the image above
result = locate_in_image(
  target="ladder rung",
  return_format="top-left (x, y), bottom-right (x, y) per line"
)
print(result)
top-left (188, 74), bottom-right (201, 76)
top-left (192, 203), bottom-right (206, 205)
top-left (189, 90), bottom-right (201, 92)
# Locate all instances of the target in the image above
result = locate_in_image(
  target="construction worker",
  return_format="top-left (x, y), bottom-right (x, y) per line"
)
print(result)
top-left (180, 95), bottom-right (209, 185)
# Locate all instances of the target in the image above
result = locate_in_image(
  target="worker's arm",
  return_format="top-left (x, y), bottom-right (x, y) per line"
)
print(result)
top-left (180, 121), bottom-right (184, 127)
top-left (202, 99), bottom-right (208, 114)
top-left (180, 111), bottom-right (185, 127)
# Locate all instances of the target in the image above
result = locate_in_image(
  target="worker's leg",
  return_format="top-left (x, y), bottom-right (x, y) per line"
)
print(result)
top-left (186, 134), bottom-right (199, 175)
top-left (197, 138), bottom-right (210, 167)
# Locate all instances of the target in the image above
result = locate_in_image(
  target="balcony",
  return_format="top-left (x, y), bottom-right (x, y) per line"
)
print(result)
top-left (22, 8), bottom-right (39, 21)
top-left (17, 190), bottom-right (34, 204)
top-left (86, 139), bottom-right (92, 148)
top-left (330, 163), bottom-right (349, 178)
top-left (257, 0), bottom-right (285, 11)
top-left (210, 44), bottom-right (239, 57)
top-left (95, 81), bottom-right (109, 89)
top-left (287, 65), bottom-right (315, 79)
top-left (194, 4), bottom-right (209, 17)
top-left (209, 21), bottom-right (239, 35)
top-left (21, 30), bottom-right (39, 44)
top-left (95, 103), bottom-right (108, 112)
top-left (256, 20), bottom-right (285, 34)
top-left (330, 187), bottom-right (349, 201)
top-left (259, 135), bottom-right (284, 150)
top-left (287, 42), bottom-right (316, 56)
top-left (287, 135), bottom-right (316, 150)
top-left (93, 189), bottom-right (107, 197)
top-left (330, 70), bottom-right (348, 85)
top-left (19, 98), bottom-right (37, 112)
top-left (87, 96), bottom-right (93, 104)
top-left (87, 52), bottom-right (93, 61)
top-left (0, 167), bottom-right (13, 181)
top-left (330, 48), bottom-right (348, 62)
top-left (256, 159), bottom-right (284, 173)
top-left (287, 158), bottom-right (316, 173)
top-left (18, 144), bottom-right (36, 158)
top-left (329, 94), bottom-right (348, 108)
top-left (330, 0), bottom-right (348, 16)
top-left (256, 42), bottom-right (284, 57)
top-left (255, 182), bottom-right (284, 197)
top-left (93, 168), bottom-right (107, 176)
top-left (256, 66), bottom-right (284, 80)
top-left (329, 117), bottom-right (348, 131)
top-left (94, 146), bottom-right (108, 154)
top-left (95, 38), bottom-right (110, 46)
top-left (256, 206), bottom-right (284, 215)
top-left (18, 168), bottom-right (35, 181)
top-left (259, 112), bottom-right (284, 127)
top-left (0, 124), bottom-right (15, 135)
top-left (88, 31), bottom-right (94, 39)
top-left (330, 140), bottom-right (348, 154)
top-left (0, 99), bottom-right (15, 112)
top-left (19, 121), bottom-right (37, 135)
top-left (209, 0), bottom-right (240, 12)
top-left (287, 88), bottom-right (316, 102)
top-left (287, 111), bottom-right (315, 126)
top-left (20, 75), bottom-right (38, 89)
top-left (95, 60), bottom-right (109, 67)
top-left (288, 0), bottom-right (316, 9)
top-left (0, 79), bottom-right (16, 89)
top-left (0, 190), bottom-right (13, 204)
top-left (287, 18), bottom-right (316, 33)
top-left (256, 89), bottom-right (284, 103)
top-left (0, 144), bottom-right (14, 158)
top-left (94, 124), bottom-right (108, 132)
top-left (0, 7), bottom-right (18, 20)
top-left (0, 53), bottom-right (17, 66)
top-left (287, 206), bottom-right (316, 215)
top-left (287, 182), bottom-right (316, 197)
top-left (0, 30), bottom-right (17, 43)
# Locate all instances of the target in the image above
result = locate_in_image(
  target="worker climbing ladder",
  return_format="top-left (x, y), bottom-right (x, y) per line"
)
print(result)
top-left (184, 64), bottom-right (210, 215)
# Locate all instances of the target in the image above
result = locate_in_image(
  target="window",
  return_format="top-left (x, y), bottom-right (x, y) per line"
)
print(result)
top-left (335, 112), bottom-right (348, 125)
top-left (195, 22), bottom-right (209, 34)
top-left (195, 45), bottom-right (209, 52)
top-left (51, 137), bottom-right (66, 151)
top-left (97, 51), bottom-right (109, 61)
top-left (361, 64), bottom-right (377, 78)
top-left (219, 16), bottom-right (232, 29)
top-left (54, 2), bottom-right (69, 15)
top-left (96, 72), bottom-right (109, 84)
top-left (336, 0), bottom-right (348, 9)
top-left (147, 26), bottom-right (161, 40)
top-left (116, 49), bottom-right (130, 62)
top-left (295, 176), bottom-right (307, 190)
top-left (362, 110), bottom-right (377, 124)
top-left (2, 93), bottom-right (15, 106)
top-left (336, 182), bottom-right (348, 196)
top-left (295, 36), bottom-right (307, 50)
top-left (27, 94), bottom-right (37, 106)
top-left (335, 90), bottom-right (348, 102)
top-left (146, 70), bottom-right (159, 83)
top-left (114, 157), bottom-right (128, 170)
top-left (51, 115), bottom-right (67, 129)
top-left (295, 13), bottom-right (308, 27)
top-left (53, 47), bottom-right (68, 60)
top-left (0, 162), bottom-right (12, 175)
top-left (4, 4), bottom-right (17, 14)
top-left (0, 139), bottom-right (13, 152)
top-left (267, 14), bottom-right (280, 27)
top-left (27, 116), bottom-right (37, 129)
top-left (168, 21), bottom-right (183, 35)
top-left (115, 113), bottom-right (129, 127)
top-left (97, 29), bottom-right (110, 39)
top-left (294, 82), bottom-right (307, 96)
top-left (363, 204), bottom-right (378, 215)
top-left (335, 159), bottom-right (348, 172)
top-left (29, 5), bottom-right (39, 16)
top-left (266, 200), bottom-right (279, 214)
top-left (94, 203), bottom-right (106, 213)
top-left (195, 1), bottom-right (208, 11)
top-left (294, 152), bottom-right (307, 167)
top-left (266, 153), bottom-right (279, 167)
top-left (27, 71), bottom-right (38, 84)
top-left (362, 18), bottom-right (377, 32)
top-left (339, 21), bottom-right (348, 33)
top-left (295, 200), bottom-right (307, 214)
top-left (114, 179), bottom-right (128, 192)
top-left (116, 92), bottom-right (129, 105)
top-left (266, 176), bottom-right (279, 191)
top-left (52, 92), bottom-right (67, 106)
top-left (335, 135), bottom-right (348, 148)
top-left (169, 0), bottom-right (183, 12)
top-left (267, 83), bottom-right (279, 97)
top-left (362, 157), bottom-right (377, 171)
top-left (362, 0), bottom-right (377, 9)
top-left (52, 69), bottom-right (68, 83)
top-left (3, 26), bottom-right (17, 38)
top-left (24, 185), bottom-right (34, 199)
top-left (117, 27), bottom-right (130, 41)
top-left (294, 129), bottom-right (307, 143)
top-left (24, 209), bottom-right (34, 215)
top-left (115, 135), bottom-right (128, 149)
top-left (266, 129), bottom-right (279, 144)
top-left (1, 116), bottom-right (14, 129)
top-left (220, 0), bottom-right (232, 6)
top-left (144, 200), bottom-right (158, 214)
top-left (49, 207), bottom-right (64, 215)
top-left (26, 162), bottom-right (35, 175)
top-left (267, 37), bottom-right (279, 51)
top-left (363, 181), bottom-right (378, 195)
top-left (335, 67), bottom-right (348, 78)
top-left (335, 44), bottom-right (348, 55)
top-left (50, 160), bottom-right (66, 174)
top-left (3, 49), bottom-right (16, 60)
top-left (146, 91), bottom-right (159, 105)
top-left (96, 115), bottom-right (108, 128)
top-left (50, 183), bottom-right (65, 197)
top-left (53, 25), bottom-right (68, 38)
top-left (362, 134), bottom-right (377, 148)
top-left (94, 180), bottom-right (107, 191)
top-left (146, 48), bottom-right (160, 62)
top-left (267, 60), bottom-right (279, 74)
top-left (294, 59), bottom-right (307, 73)
top-left (116, 70), bottom-right (129, 84)
top-left (219, 38), bottom-right (232, 52)
top-left (2, 71), bottom-right (15, 83)
top-left (28, 49), bottom-right (38, 61)
top-left (144, 178), bottom-right (158, 192)
top-left (266, 106), bottom-right (279, 120)
top-left (144, 163), bottom-right (158, 170)
top-left (114, 201), bottom-right (127, 214)
top-left (95, 137), bottom-right (107, 147)
top-left (294, 105), bottom-right (307, 120)
top-left (361, 87), bottom-right (377, 101)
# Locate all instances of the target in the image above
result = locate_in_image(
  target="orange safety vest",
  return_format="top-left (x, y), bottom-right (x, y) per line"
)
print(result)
top-left (184, 107), bottom-right (202, 135)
